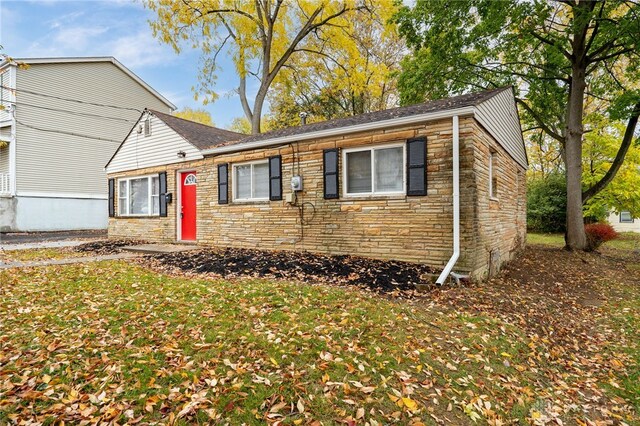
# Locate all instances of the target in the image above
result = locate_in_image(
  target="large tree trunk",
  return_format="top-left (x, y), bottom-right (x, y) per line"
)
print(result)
top-left (564, 66), bottom-right (588, 250)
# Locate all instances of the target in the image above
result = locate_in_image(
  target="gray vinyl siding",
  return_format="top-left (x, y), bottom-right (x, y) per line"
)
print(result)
top-left (14, 62), bottom-right (172, 195)
top-left (475, 89), bottom-right (527, 169)
top-left (106, 113), bottom-right (203, 174)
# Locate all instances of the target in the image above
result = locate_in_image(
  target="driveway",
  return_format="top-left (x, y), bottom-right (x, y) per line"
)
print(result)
top-left (0, 230), bottom-right (106, 250)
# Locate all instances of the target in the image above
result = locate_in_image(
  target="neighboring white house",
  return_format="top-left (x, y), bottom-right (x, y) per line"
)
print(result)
top-left (0, 57), bottom-right (175, 232)
top-left (608, 210), bottom-right (639, 233)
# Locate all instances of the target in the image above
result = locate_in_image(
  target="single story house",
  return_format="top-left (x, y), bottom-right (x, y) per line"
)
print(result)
top-left (608, 210), bottom-right (638, 233)
top-left (106, 87), bottom-right (527, 280)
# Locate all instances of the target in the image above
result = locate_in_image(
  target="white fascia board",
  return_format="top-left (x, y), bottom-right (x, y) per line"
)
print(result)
top-left (202, 106), bottom-right (477, 156)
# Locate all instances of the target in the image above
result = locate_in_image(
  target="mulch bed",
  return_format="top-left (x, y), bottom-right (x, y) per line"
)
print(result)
top-left (145, 248), bottom-right (438, 294)
top-left (75, 239), bottom-right (147, 255)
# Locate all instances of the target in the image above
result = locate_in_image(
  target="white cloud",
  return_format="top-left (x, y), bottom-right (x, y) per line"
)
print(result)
top-left (54, 26), bottom-right (109, 50)
top-left (47, 10), bottom-right (84, 29)
top-left (106, 31), bottom-right (171, 68)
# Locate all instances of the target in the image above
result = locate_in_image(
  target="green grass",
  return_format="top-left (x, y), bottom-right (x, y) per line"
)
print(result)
top-left (527, 232), bottom-right (565, 247)
top-left (527, 231), bottom-right (640, 250)
top-left (0, 262), bottom-right (507, 424)
top-left (1, 252), bottom-right (638, 424)
top-left (0, 247), bottom-right (90, 262)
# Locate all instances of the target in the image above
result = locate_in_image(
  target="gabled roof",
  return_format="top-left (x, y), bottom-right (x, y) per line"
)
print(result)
top-left (201, 86), bottom-right (527, 169)
top-left (148, 109), bottom-right (244, 151)
top-left (105, 109), bottom-right (245, 170)
top-left (2, 56), bottom-right (176, 110)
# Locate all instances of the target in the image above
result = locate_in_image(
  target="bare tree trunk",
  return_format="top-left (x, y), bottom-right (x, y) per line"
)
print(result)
top-left (564, 65), bottom-right (587, 250)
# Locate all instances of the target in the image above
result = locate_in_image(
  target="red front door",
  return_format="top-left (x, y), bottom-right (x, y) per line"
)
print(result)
top-left (180, 172), bottom-right (197, 241)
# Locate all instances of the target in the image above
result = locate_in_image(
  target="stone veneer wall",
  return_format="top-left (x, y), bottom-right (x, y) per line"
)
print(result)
top-left (108, 116), bottom-right (526, 279)
top-left (107, 158), bottom-right (203, 242)
top-left (469, 123), bottom-right (527, 278)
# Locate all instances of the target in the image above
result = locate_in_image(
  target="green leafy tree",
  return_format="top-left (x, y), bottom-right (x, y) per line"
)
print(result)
top-left (394, 0), bottom-right (640, 250)
top-left (226, 116), bottom-right (252, 134)
top-left (265, 1), bottom-right (402, 128)
top-left (145, 0), bottom-right (372, 134)
top-left (174, 107), bottom-right (214, 126)
top-left (583, 113), bottom-right (640, 219)
top-left (527, 173), bottom-right (567, 233)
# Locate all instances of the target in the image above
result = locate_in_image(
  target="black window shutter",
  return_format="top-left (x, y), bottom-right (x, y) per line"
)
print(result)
top-left (323, 149), bottom-right (339, 199)
top-left (108, 178), bottom-right (115, 217)
top-left (269, 155), bottom-right (282, 201)
top-left (159, 172), bottom-right (168, 217)
top-left (406, 136), bottom-right (427, 196)
top-left (218, 163), bottom-right (228, 204)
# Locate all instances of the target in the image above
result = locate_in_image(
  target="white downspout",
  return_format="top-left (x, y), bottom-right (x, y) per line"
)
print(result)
top-left (436, 115), bottom-right (460, 284)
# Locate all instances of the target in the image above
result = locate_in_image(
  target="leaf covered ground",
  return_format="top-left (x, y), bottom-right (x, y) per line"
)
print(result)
top-left (0, 236), bottom-right (638, 425)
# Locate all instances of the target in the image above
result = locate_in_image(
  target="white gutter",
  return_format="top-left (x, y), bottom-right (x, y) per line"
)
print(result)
top-left (436, 115), bottom-right (460, 284)
top-left (202, 106), bottom-right (476, 156)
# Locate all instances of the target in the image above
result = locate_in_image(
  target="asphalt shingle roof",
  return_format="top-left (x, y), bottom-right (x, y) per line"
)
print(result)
top-left (232, 87), bottom-right (511, 146)
top-left (148, 109), bottom-right (244, 150)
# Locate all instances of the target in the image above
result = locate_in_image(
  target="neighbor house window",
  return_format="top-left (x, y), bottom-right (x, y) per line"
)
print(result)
top-left (620, 211), bottom-right (634, 223)
top-left (233, 160), bottom-right (269, 201)
top-left (144, 118), bottom-right (151, 137)
top-left (343, 144), bottom-right (404, 196)
top-left (117, 175), bottom-right (159, 216)
top-left (489, 152), bottom-right (498, 199)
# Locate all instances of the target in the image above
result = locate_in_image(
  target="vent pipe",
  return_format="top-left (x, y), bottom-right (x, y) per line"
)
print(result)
top-left (299, 111), bottom-right (308, 125)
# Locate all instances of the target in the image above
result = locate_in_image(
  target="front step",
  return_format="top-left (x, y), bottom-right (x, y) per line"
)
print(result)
top-left (122, 244), bottom-right (200, 254)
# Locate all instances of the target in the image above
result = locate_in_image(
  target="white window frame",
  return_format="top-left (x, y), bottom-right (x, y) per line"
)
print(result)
top-left (489, 152), bottom-right (498, 200)
top-left (342, 143), bottom-right (406, 197)
top-left (117, 174), bottom-right (160, 217)
top-left (620, 211), bottom-right (634, 223)
top-left (232, 159), bottom-right (270, 202)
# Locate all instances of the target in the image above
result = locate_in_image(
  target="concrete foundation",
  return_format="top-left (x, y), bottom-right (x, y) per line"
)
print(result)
top-left (0, 195), bottom-right (107, 232)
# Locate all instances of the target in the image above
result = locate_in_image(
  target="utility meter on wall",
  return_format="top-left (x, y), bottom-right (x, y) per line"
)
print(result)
top-left (291, 175), bottom-right (303, 192)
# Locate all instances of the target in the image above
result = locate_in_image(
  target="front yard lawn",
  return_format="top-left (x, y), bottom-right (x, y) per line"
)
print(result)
top-left (0, 236), bottom-right (638, 425)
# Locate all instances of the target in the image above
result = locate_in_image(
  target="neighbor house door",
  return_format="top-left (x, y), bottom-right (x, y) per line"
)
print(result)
top-left (180, 172), bottom-right (197, 241)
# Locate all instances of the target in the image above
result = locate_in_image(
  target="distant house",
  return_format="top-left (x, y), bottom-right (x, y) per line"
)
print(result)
top-left (106, 87), bottom-right (527, 280)
top-left (608, 210), bottom-right (639, 233)
top-left (0, 57), bottom-right (175, 232)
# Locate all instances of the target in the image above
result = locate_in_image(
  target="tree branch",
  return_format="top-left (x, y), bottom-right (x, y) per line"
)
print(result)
top-left (582, 102), bottom-right (640, 203)
top-left (516, 99), bottom-right (566, 144)
top-left (529, 31), bottom-right (572, 60)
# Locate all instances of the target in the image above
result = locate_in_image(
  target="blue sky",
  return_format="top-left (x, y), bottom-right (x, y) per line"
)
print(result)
top-left (0, 0), bottom-right (244, 128)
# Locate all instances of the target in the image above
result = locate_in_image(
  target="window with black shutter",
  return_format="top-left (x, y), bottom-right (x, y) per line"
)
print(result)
top-left (158, 172), bottom-right (168, 217)
top-left (323, 149), bottom-right (339, 199)
top-left (108, 178), bottom-right (115, 217)
top-left (269, 155), bottom-right (282, 201)
top-left (406, 137), bottom-right (427, 196)
top-left (218, 163), bottom-right (228, 204)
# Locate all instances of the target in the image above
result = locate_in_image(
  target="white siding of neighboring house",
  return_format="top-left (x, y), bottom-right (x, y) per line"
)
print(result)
top-left (0, 126), bottom-right (10, 174)
top-left (106, 112), bottom-right (203, 174)
top-left (0, 67), bottom-right (14, 123)
top-left (14, 61), bottom-right (173, 196)
top-left (475, 89), bottom-right (528, 169)
top-left (608, 211), bottom-right (640, 233)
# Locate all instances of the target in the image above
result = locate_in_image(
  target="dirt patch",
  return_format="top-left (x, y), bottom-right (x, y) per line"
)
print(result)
top-left (433, 245), bottom-right (640, 346)
top-left (75, 239), bottom-right (147, 255)
top-left (144, 248), bottom-right (437, 294)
